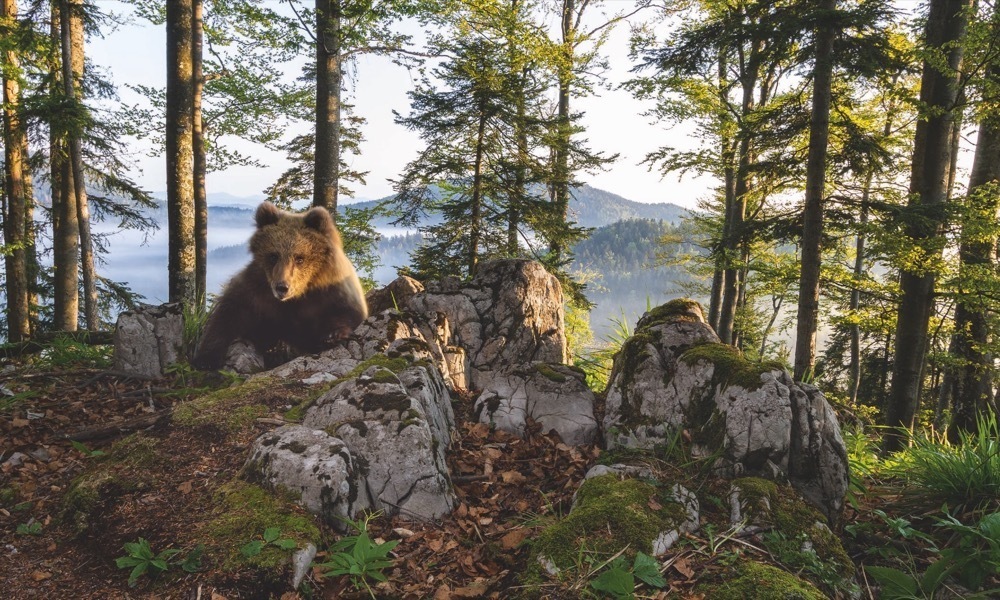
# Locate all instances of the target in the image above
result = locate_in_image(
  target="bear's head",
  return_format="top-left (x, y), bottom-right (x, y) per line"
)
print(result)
top-left (250, 202), bottom-right (345, 301)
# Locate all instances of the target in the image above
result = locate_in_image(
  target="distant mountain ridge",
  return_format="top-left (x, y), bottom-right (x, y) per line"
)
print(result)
top-left (342, 184), bottom-right (687, 229)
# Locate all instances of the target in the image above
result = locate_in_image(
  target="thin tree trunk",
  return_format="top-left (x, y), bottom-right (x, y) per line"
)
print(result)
top-left (2, 0), bottom-right (32, 342)
top-left (794, 0), bottom-right (836, 381)
top-left (848, 187), bottom-right (870, 406)
top-left (61, 0), bottom-right (96, 330)
top-left (469, 109), bottom-right (487, 277)
top-left (193, 0), bottom-right (207, 306)
top-left (549, 0), bottom-right (573, 262)
top-left (947, 110), bottom-right (1000, 440)
top-left (884, 0), bottom-right (971, 453)
top-left (710, 50), bottom-right (735, 334)
top-left (718, 60), bottom-right (759, 345)
top-left (50, 2), bottom-right (78, 331)
top-left (314, 0), bottom-right (341, 213)
top-left (166, 0), bottom-right (197, 308)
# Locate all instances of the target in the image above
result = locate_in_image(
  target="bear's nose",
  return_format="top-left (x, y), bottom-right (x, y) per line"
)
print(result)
top-left (274, 283), bottom-right (289, 298)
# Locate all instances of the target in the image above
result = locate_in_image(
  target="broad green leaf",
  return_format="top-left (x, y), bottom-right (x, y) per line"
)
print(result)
top-left (263, 527), bottom-right (281, 543)
top-left (632, 552), bottom-right (666, 588)
top-left (864, 565), bottom-right (918, 599)
top-left (591, 567), bottom-right (634, 599)
top-left (240, 540), bottom-right (265, 557)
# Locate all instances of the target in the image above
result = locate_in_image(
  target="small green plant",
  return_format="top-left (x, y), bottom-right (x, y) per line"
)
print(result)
top-left (893, 413), bottom-right (1000, 514)
top-left (240, 527), bottom-right (299, 557)
top-left (935, 511), bottom-right (1000, 591)
top-left (115, 538), bottom-right (179, 587)
top-left (16, 521), bottom-right (42, 535)
top-left (37, 334), bottom-right (112, 369)
top-left (70, 440), bottom-right (107, 458)
top-left (574, 309), bottom-right (633, 391)
top-left (589, 551), bottom-right (665, 599)
top-left (315, 512), bottom-right (399, 600)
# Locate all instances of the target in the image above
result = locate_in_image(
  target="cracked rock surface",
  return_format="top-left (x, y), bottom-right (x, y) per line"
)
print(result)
top-left (603, 299), bottom-right (849, 520)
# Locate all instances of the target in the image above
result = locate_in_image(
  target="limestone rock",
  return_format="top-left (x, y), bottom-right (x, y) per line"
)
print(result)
top-left (406, 259), bottom-right (566, 389)
top-left (366, 275), bottom-right (424, 314)
top-left (242, 425), bottom-right (368, 528)
top-left (113, 303), bottom-right (185, 378)
top-left (474, 363), bottom-right (597, 446)
top-left (603, 299), bottom-right (849, 520)
top-left (303, 364), bottom-right (455, 520)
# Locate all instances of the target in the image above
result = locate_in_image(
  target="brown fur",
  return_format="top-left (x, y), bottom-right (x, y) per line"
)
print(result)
top-left (193, 202), bottom-right (368, 369)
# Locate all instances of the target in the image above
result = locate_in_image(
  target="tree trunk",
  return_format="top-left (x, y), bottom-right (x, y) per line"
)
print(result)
top-left (193, 0), bottom-right (207, 306)
top-left (884, 0), bottom-right (971, 453)
top-left (50, 2), bottom-right (79, 332)
top-left (166, 0), bottom-right (197, 309)
top-left (717, 77), bottom-right (756, 345)
top-left (549, 0), bottom-right (573, 262)
top-left (848, 184), bottom-right (870, 406)
top-left (2, 0), bottom-right (32, 342)
top-left (710, 50), bottom-right (735, 335)
top-left (314, 0), bottom-right (342, 213)
top-left (61, 0), bottom-right (97, 331)
top-left (469, 108), bottom-right (487, 277)
top-left (947, 110), bottom-right (1000, 440)
top-left (793, 0), bottom-right (836, 381)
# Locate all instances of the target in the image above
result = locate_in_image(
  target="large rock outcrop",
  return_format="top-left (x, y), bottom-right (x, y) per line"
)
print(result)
top-left (602, 299), bottom-right (849, 520)
top-left (406, 259), bottom-right (567, 389)
top-left (474, 363), bottom-right (598, 446)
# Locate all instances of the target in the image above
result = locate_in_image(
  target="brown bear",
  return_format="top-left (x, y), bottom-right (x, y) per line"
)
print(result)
top-left (193, 202), bottom-right (368, 369)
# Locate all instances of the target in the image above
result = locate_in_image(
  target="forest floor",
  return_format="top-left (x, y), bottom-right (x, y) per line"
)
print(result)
top-left (0, 346), bottom-right (977, 599)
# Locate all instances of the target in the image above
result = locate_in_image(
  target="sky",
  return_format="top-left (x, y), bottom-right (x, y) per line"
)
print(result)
top-left (87, 1), bottom-right (716, 210)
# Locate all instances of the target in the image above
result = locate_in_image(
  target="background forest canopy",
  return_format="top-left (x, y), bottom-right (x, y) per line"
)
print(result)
top-left (2, 0), bottom-right (1000, 450)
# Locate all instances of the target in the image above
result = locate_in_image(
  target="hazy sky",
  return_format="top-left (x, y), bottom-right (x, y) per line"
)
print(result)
top-left (88, 2), bottom-right (715, 209)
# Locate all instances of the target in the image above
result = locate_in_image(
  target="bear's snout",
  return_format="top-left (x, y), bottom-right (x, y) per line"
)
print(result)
top-left (273, 282), bottom-right (291, 300)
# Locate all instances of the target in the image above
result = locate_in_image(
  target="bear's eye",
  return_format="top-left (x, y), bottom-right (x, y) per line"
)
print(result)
top-left (294, 255), bottom-right (305, 266)
top-left (267, 253), bottom-right (279, 265)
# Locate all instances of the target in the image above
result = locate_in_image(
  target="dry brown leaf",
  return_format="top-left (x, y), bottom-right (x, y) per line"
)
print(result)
top-left (499, 528), bottom-right (530, 549)
top-left (30, 571), bottom-right (51, 582)
top-left (211, 592), bottom-right (229, 600)
top-left (451, 581), bottom-right (490, 598)
top-left (672, 556), bottom-right (695, 580)
top-left (177, 480), bottom-right (193, 494)
top-left (12, 418), bottom-right (29, 428)
top-left (648, 498), bottom-right (663, 511)
top-left (433, 584), bottom-right (452, 599)
top-left (499, 470), bottom-right (526, 484)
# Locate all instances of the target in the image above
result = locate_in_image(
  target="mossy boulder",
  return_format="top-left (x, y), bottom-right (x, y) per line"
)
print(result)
top-left (196, 481), bottom-right (320, 574)
top-left (730, 477), bottom-right (856, 596)
top-left (603, 299), bottom-right (849, 521)
top-left (529, 474), bottom-right (697, 576)
top-left (695, 562), bottom-right (827, 600)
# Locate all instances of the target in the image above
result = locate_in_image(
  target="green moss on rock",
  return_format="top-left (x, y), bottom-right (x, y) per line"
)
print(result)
top-left (529, 474), bottom-right (686, 573)
top-left (733, 477), bottom-right (855, 587)
top-left (173, 377), bottom-right (277, 431)
top-left (534, 363), bottom-right (568, 383)
top-left (636, 298), bottom-right (704, 331)
top-left (680, 343), bottom-right (783, 392)
top-left (198, 481), bottom-right (320, 573)
top-left (695, 562), bottom-right (826, 600)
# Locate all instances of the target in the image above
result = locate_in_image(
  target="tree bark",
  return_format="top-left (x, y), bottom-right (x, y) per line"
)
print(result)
top-left (166, 0), bottom-right (197, 309)
top-left (314, 0), bottom-right (342, 213)
top-left (61, 0), bottom-right (97, 331)
top-left (549, 0), bottom-right (573, 262)
top-left (947, 111), bottom-right (1000, 440)
top-left (193, 0), bottom-right (207, 307)
top-left (2, 0), bottom-right (32, 342)
top-left (50, 2), bottom-right (79, 332)
top-left (794, 0), bottom-right (837, 381)
top-left (884, 0), bottom-right (971, 453)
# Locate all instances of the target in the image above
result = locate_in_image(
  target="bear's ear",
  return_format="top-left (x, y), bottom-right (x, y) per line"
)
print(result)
top-left (303, 207), bottom-right (335, 234)
top-left (255, 202), bottom-right (282, 228)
